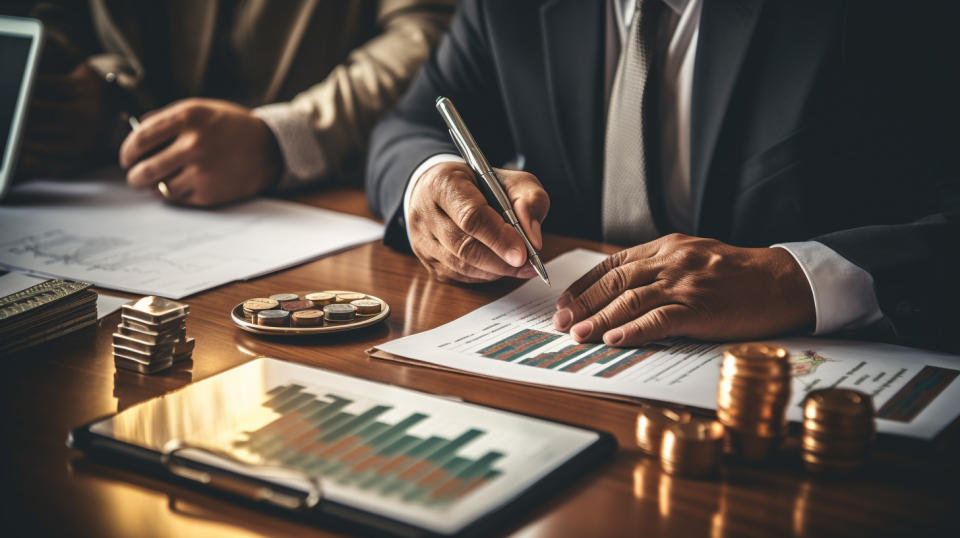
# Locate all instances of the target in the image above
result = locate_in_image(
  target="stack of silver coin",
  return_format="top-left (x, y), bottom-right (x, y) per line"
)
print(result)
top-left (112, 296), bottom-right (194, 374)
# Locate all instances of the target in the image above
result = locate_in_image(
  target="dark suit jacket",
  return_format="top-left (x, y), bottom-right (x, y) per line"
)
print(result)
top-left (367, 0), bottom-right (960, 350)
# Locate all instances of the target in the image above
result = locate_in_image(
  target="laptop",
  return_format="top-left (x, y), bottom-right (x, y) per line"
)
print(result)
top-left (0, 16), bottom-right (43, 201)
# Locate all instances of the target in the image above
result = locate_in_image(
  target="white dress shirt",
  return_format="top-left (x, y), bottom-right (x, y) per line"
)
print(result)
top-left (403, 0), bottom-right (883, 334)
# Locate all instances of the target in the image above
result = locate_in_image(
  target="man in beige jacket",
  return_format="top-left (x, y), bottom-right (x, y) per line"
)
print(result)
top-left (22, 0), bottom-right (456, 205)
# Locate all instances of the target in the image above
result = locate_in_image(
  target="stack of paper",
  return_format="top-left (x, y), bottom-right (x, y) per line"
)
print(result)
top-left (0, 279), bottom-right (97, 354)
top-left (0, 174), bottom-right (384, 298)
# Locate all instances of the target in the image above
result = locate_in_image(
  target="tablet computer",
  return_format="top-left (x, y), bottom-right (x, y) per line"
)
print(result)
top-left (0, 16), bottom-right (43, 200)
top-left (69, 357), bottom-right (616, 537)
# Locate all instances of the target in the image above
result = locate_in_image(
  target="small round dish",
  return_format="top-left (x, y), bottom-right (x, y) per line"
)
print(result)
top-left (231, 291), bottom-right (390, 335)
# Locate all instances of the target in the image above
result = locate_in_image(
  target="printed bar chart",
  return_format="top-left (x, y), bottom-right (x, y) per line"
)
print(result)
top-left (234, 385), bottom-right (504, 507)
top-left (476, 329), bottom-right (665, 379)
top-left (477, 328), bottom-right (562, 361)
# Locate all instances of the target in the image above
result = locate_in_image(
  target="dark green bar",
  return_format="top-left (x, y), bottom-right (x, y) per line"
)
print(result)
top-left (273, 392), bottom-right (316, 415)
top-left (458, 450), bottom-right (504, 479)
top-left (321, 405), bottom-right (392, 442)
top-left (261, 384), bottom-right (306, 410)
top-left (426, 429), bottom-right (485, 464)
top-left (265, 410), bottom-right (355, 463)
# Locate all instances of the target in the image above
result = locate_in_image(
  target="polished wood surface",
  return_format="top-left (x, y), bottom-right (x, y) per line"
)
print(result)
top-left (2, 188), bottom-right (959, 537)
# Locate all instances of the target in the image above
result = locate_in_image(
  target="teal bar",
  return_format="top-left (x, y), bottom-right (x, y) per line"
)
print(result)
top-left (402, 456), bottom-right (474, 503)
top-left (361, 436), bottom-right (446, 490)
top-left (273, 392), bottom-right (316, 415)
top-left (261, 384), bottom-right (306, 410)
top-left (426, 429), bottom-right (485, 464)
top-left (320, 405), bottom-right (392, 442)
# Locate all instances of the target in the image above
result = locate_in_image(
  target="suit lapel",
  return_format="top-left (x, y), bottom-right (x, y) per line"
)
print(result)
top-left (690, 0), bottom-right (763, 232)
top-left (261, 0), bottom-right (320, 103)
top-left (167, 0), bottom-right (218, 96)
top-left (540, 0), bottom-right (605, 202)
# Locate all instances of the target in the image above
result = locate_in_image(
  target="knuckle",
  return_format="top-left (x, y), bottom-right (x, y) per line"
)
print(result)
top-left (454, 234), bottom-right (477, 260)
top-left (183, 134), bottom-right (203, 158)
top-left (593, 310), bottom-right (612, 329)
top-left (454, 256), bottom-right (475, 276)
top-left (135, 163), bottom-right (154, 182)
top-left (456, 203), bottom-right (484, 234)
top-left (646, 309), bottom-right (672, 332)
top-left (620, 288), bottom-right (645, 314)
top-left (600, 266), bottom-right (629, 296)
top-left (674, 247), bottom-right (699, 267)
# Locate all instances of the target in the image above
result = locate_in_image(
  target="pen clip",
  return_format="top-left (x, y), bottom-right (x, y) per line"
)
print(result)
top-left (161, 440), bottom-right (322, 511)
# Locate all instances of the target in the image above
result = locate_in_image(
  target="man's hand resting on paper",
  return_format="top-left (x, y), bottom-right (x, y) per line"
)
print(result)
top-left (552, 234), bottom-right (816, 346)
top-left (408, 162), bottom-right (549, 283)
top-left (120, 98), bottom-right (281, 206)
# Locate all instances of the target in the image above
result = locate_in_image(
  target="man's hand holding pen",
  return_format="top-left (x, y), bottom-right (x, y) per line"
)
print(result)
top-left (408, 162), bottom-right (548, 283)
top-left (120, 98), bottom-right (281, 206)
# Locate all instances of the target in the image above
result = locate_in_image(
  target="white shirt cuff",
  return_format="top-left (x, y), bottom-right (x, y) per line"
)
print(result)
top-left (253, 103), bottom-right (329, 190)
top-left (772, 241), bottom-right (884, 334)
top-left (402, 154), bottom-right (466, 245)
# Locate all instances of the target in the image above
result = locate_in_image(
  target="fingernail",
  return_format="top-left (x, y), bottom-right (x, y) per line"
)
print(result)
top-left (553, 308), bottom-right (573, 331)
top-left (604, 329), bottom-right (624, 346)
top-left (505, 248), bottom-right (524, 267)
top-left (556, 292), bottom-right (572, 310)
top-left (571, 321), bottom-right (592, 340)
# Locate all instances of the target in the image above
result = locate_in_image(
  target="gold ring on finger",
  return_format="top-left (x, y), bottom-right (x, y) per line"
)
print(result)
top-left (157, 180), bottom-right (172, 201)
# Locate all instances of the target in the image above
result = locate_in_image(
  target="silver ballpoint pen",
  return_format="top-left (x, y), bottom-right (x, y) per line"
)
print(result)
top-left (435, 96), bottom-right (550, 286)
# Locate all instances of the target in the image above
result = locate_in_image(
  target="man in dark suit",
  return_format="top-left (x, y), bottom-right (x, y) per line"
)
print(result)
top-left (366, 0), bottom-right (960, 351)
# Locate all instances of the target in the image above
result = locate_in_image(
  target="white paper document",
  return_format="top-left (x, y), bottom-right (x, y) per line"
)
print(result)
top-left (0, 270), bottom-right (130, 319)
top-left (0, 174), bottom-right (383, 298)
top-left (376, 249), bottom-right (960, 439)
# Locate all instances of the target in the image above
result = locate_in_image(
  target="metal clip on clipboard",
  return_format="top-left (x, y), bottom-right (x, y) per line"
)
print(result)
top-left (161, 440), bottom-right (322, 511)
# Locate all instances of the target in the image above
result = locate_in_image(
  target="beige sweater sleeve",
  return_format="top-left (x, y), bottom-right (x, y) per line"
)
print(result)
top-left (255, 2), bottom-right (456, 189)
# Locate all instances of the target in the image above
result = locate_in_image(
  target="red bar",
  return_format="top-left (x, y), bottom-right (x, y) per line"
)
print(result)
top-left (597, 350), bottom-right (657, 378)
top-left (565, 348), bottom-right (622, 372)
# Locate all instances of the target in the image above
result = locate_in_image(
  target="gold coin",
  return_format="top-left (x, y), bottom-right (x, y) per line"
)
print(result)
top-left (242, 298), bottom-right (279, 319)
top-left (720, 359), bottom-right (791, 380)
top-left (801, 451), bottom-right (864, 473)
top-left (335, 292), bottom-right (367, 303)
top-left (716, 408), bottom-right (785, 437)
top-left (291, 309), bottom-right (324, 327)
top-left (717, 377), bottom-right (791, 399)
top-left (724, 430), bottom-right (781, 461)
top-left (304, 292), bottom-right (336, 305)
top-left (660, 419), bottom-right (725, 478)
top-left (717, 400), bottom-right (786, 424)
top-left (351, 299), bottom-right (382, 315)
top-left (802, 418), bottom-right (875, 437)
top-left (801, 435), bottom-right (870, 458)
top-left (636, 406), bottom-right (691, 456)
top-left (724, 343), bottom-right (789, 362)
top-left (803, 388), bottom-right (874, 422)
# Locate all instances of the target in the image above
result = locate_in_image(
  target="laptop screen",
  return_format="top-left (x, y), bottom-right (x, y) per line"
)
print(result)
top-left (0, 33), bottom-right (32, 172)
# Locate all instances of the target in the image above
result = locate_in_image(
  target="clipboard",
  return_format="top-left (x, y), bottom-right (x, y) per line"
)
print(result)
top-left (69, 358), bottom-right (615, 537)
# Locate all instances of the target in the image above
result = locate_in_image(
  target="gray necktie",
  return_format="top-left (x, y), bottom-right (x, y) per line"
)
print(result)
top-left (602, 1), bottom-right (659, 245)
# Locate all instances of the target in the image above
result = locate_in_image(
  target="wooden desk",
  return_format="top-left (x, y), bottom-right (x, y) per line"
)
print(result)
top-left (2, 188), bottom-right (958, 537)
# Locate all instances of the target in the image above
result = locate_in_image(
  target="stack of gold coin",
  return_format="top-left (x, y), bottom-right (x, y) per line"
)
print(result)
top-left (660, 418), bottom-right (725, 478)
top-left (716, 343), bottom-right (790, 461)
top-left (636, 406), bottom-right (691, 456)
top-left (801, 388), bottom-right (875, 473)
